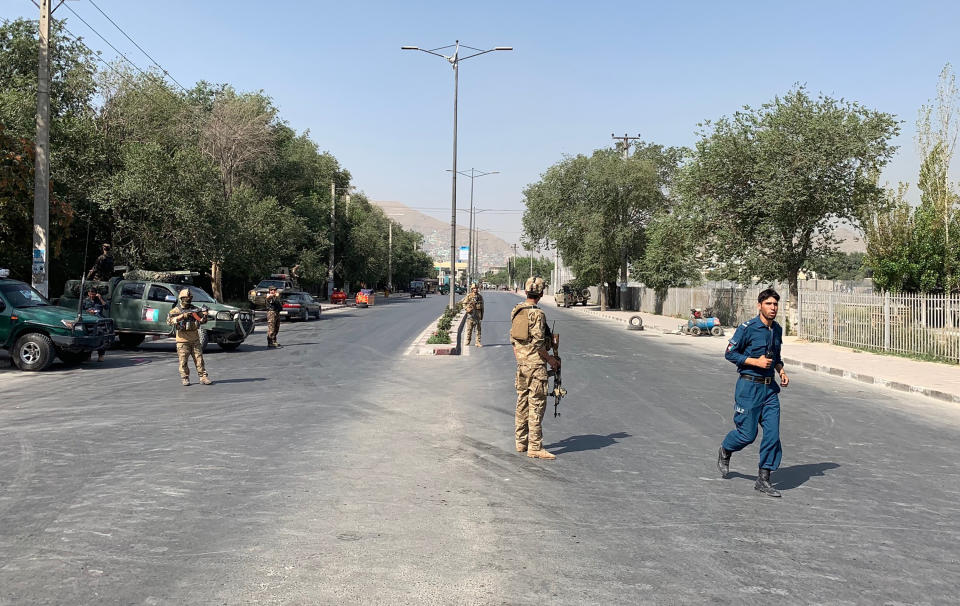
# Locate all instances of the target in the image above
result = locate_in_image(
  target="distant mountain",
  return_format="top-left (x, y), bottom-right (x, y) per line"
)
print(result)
top-left (832, 226), bottom-right (867, 253)
top-left (372, 200), bottom-right (514, 270)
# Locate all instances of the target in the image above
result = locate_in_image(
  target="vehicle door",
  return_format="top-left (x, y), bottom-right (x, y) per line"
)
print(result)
top-left (112, 281), bottom-right (146, 331)
top-left (143, 283), bottom-right (177, 333)
top-left (0, 289), bottom-right (12, 345)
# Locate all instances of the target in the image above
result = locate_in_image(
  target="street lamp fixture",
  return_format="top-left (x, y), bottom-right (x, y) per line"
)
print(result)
top-left (402, 41), bottom-right (512, 307)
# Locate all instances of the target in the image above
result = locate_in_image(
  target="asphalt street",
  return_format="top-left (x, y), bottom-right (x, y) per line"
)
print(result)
top-left (1, 292), bottom-right (959, 604)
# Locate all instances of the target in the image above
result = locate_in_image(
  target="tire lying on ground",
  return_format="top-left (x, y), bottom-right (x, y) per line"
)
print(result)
top-left (627, 315), bottom-right (644, 330)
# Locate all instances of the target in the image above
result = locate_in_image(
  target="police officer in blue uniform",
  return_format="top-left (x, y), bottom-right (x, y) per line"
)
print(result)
top-left (716, 288), bottom-right (790, 497)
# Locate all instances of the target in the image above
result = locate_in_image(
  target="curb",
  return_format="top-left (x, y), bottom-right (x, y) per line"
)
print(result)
top-left (783, 357), bottom-right (960, 404)
top-left (408, 311), bottom-right (466, 356)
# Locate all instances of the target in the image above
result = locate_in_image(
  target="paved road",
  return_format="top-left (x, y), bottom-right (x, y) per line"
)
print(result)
top-left (1, 292), bottom-right (958, 604)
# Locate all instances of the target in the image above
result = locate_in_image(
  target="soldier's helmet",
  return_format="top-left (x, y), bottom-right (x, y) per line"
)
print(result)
top-left (471, 282), bottom-right (478, 290)
top-left (524, 277), bottom-right (545, 296)
top-left (178, 288), bottom-right (192, 302)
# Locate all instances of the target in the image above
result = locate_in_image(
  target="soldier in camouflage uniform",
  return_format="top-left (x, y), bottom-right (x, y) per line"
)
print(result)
top-left (463, 283), bottom-right (484, 347)
top-left (265, 286), bottom-right (282, 347)
top-left (167, 288), bottom-right (211, 386)
top-left (510, 277), bottom-right (559, 460)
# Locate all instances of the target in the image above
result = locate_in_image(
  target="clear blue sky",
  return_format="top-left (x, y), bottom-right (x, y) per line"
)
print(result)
top-left (4, 0), bottom-right (958, 248)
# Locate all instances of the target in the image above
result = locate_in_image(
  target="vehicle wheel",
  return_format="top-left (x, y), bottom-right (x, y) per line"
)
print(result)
top-left (198, 328), bottom-right (210, 351)
top-left (58, 350), bottom-right (92, 365)
top-left (218, 341), bottom-right (242, 351)
top-left (13, 332), bottom-right (55, 371)
top-left (690, 326), bottom-right (702, 336)
top-left (118, 333), bottom-right (145, 348)
top-left (627, 315), bottom-right (644, 330)
top-left (711, 326), bottom-right (724, 336)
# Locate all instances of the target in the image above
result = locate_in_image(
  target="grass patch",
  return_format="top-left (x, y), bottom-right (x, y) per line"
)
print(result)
top-left (427, 329), bottom-right (450, 344)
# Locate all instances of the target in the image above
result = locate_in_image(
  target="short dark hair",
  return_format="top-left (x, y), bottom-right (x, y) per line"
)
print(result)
top-left (758, 288), bottom-right (780, 303)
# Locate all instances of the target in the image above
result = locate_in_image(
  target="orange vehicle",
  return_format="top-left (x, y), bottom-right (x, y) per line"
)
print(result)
top-left (330, 288), bottom-right (347, 305)
top-left (355, 288), bottom-right (374, 308)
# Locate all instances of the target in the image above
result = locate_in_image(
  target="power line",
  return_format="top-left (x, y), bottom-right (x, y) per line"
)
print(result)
top-left (85, 0), bottom-right (188, 92)
top-left (60, 2), bottom-right (152, 78)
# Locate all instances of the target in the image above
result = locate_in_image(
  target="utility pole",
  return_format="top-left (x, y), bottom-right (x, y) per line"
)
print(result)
top-left (32, 0), bottom-right (56, 296)
top-left (611, 132), bottom-right (641, 311)
top-left (327, 182), bottom-right (335, 300)
top-left (511, 243), bottom-right (518, 290)
top-left (611, 132), bottom-right (641, 160)
top-left (388, 221), bottom-right (393, 294)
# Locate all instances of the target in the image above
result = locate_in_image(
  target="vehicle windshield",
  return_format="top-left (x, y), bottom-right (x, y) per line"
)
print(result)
top-left (0, 282), bottom-right (51, 307)
top-left (256, 280), bottom-right (285, 289)
top-left (182, 286), bottom-right (215, 303)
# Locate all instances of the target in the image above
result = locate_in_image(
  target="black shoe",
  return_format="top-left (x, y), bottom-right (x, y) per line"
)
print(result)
top-left (754, 468), bottom-right (781, 497)
top-left (717, 446), bottom-right (731, 478)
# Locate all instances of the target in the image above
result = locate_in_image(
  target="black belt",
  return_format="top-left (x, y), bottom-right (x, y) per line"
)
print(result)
top-left (740, 374), bottom-right (773, 384)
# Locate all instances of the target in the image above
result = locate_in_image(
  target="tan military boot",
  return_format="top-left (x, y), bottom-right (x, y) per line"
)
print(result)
top-left (527, 449), bottom-right (556, 460)
top-left (181, 378), bottom-right (190, 386)
top-left (516, 444), bottom-right (527, 452)
top-left (200, 376), bottom-right (212, 385)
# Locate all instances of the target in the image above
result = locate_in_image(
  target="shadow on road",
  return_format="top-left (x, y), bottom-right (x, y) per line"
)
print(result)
top-left (544, 432), bottom-right (631, 454)
top-left (212, 377), bottom-right (268, 384)
top-left (725, 462), bottom-right (840, 491)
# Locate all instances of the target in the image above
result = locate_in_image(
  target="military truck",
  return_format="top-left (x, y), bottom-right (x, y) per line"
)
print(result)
top-left (60, 272), bottom-right (254, 351)
top-left (1, 269), bottom-right (115, 370)
top-left (247, 273), bottom-right (299, 310)
top-left (556, 283), bottom-right (590, 307)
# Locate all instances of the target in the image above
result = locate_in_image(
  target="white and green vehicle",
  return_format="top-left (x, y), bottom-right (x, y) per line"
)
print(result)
top-left (59, 275), bottom-right (254, 351)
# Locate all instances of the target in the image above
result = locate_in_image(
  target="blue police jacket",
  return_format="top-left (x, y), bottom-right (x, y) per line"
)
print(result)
top-left (724, 315), bottom-right (782, 377)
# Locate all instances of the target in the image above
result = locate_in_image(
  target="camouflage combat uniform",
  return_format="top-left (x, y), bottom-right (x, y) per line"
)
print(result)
top-left (464, 286), bottom-right (484, 346)
top-left (168, 290), bottom-right (210, 385)
top-left (266, 291), bottom-right (282, 347)
top-left (511, 277), bottom-right (554, 458)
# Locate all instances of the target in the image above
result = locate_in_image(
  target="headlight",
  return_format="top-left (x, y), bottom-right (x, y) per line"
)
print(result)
top-left (216, 311), bottom-right (233, 321)
top-left (61, 319), bottom-right (76, 329)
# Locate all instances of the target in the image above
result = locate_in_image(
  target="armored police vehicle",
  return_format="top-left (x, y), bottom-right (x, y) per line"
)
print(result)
top-left (59, 272), bottom-right (254, 351)
top-left (0, 269), bottom-right (115, 370)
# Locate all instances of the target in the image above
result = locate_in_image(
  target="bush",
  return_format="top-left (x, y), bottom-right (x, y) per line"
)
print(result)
top-left (427, 329), bottom-right (450, 344)
top-left (437, 316), bottom-right (452, 331)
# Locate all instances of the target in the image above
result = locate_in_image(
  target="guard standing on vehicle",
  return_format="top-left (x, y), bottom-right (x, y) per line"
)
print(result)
top-left (167, 288), bottom-right (211, 386)
top-left (82, 287), bottom-right (108, 362)
top-left (265, 286), bottom-right (282, 348)
top-left (463, 283), bottom-right (484, 347)
top-left (716, 288), bottom-right (789, 497)
top-left (510, 277), bottom-right (559, 460)
top-left (86, 243), bottom-right (114, 281)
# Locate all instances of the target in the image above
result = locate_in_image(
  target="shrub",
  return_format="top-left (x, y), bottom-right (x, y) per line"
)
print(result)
top-left (427, 329), bottom-right (450, 344)
top-left (437, 316), bottom-right (452, 331)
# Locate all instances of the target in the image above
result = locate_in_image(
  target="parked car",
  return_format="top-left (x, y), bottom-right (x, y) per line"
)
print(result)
top-left (59, 274), bottom-right (254, 351)
top-left (330, 288), bottom-right (347, 305)
top-left (281, 292), bottom-right (321, 321)
top-left (1, 269), bottom-right (115, 370)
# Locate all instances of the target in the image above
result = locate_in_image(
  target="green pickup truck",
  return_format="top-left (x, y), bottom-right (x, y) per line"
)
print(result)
top-left (59, 276), bottom-right (254, 351)
top-left (1, 270), bottom-right (115, 370)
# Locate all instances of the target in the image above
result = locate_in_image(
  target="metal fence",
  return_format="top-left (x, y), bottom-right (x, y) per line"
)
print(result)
top-left (797, 291), bottom-right (960, 364)
top-left (631, 283), bottom-right (791, 327)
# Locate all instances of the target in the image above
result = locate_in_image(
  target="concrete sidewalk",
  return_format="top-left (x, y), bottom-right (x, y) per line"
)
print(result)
top-left (550, 296), bottom-right (960, 404)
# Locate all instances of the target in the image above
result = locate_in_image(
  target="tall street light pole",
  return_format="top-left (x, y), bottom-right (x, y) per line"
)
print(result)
top-left (402, 41), bottom-right (512, 308)
top-left (449, 168), bottom-right (498, 286)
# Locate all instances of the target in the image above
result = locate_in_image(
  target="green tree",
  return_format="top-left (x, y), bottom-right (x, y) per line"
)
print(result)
top-left (682, 86), bottom-right (900, 328)
top-left (862, 184), bottom-right (917, 291)
top-left (522, 145), bottom-right (677, 309)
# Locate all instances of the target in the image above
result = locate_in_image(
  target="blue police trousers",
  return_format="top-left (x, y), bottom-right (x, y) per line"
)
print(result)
top-left (721, 378), bottom-right (782, 470)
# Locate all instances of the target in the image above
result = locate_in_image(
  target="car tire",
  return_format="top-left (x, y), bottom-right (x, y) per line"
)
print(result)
top-left (58, 349), bottom-right (92, 364)
top-left (13, 332), bottom-right (55, 371)
top-left (198, 328), bottom-right (210, 351)
top-left (690, 326), bottom-right (702, 336)
top-left (117, 333), bottom-right (145, 348)
top-left (711, 326), bottom-right (724, 336)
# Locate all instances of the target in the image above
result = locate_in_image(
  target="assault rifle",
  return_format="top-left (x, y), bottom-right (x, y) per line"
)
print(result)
top-left (175, 304), bottom-right (209, 330)
top-left (548, 324), bottom-right (567, 417)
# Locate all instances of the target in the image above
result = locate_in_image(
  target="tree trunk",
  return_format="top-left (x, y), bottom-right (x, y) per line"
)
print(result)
top-left (599, 282), bottom-right (606, 311)
top-left (210, 260), bottom-right (223, 303)
top-left (787, 269), bottom-right (799, 336)
top-left (620, 249), bottom-right (629, 311)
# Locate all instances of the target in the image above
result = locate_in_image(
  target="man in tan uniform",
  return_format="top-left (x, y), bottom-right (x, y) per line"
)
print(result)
top-left (510, 277), bottom-right (559, 460)
top-left (167, 288), bottom-right (211, 386)
top-left (463, 283), bottom-right (484, 347)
